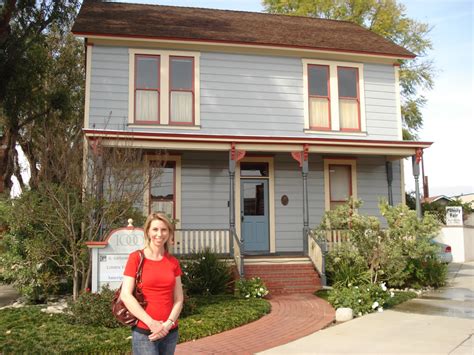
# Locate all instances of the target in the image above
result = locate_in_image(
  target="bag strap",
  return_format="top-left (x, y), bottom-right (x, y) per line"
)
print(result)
top-left (135, 249), bottom-right (145, 285)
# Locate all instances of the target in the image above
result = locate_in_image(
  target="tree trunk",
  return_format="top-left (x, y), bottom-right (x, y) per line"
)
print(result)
top-left (0, 127), bottom-right (18, 193)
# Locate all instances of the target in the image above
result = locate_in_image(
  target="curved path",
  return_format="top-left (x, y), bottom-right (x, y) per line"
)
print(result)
top-left (176, 293), bottom-right (335, 355)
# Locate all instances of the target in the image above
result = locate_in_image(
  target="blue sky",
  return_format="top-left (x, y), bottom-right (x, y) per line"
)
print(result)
top-left (105, 1), bottom-right (474, 197)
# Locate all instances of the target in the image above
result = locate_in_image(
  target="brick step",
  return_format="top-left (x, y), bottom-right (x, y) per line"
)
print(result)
top-left (243, 261), bottom-right (322, 295)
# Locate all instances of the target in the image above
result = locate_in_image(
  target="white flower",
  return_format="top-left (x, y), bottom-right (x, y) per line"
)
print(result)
top-left (358, 299), bottom-right (362, 303)
top-left (202, 256), bottom-right (206, 260)
top-left (354, 286), bottom-right (358, 289)
top-left (358, 312), bottom-right (362, 317)
top-left (260, 287), bottom-right (264, 292)
top-left (380, 283), bottom-right (387, 291)
top-left (378, 307), bottom-right (384, 312)
top-left (390, 292), bottom-right (395, 298)
top-left (245, 294), bottom-right (250, 298)
top-left (372, 301), bottom-right (379, 309)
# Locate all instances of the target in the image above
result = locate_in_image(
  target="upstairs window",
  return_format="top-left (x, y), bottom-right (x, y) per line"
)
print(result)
top-left (129, 49), bottom-right (200, 127)
top-left (303, 59), bottom-right (365, 134)
top-left (308, 65), bottom-right (331, 130)
top-left (338, 67), bottom-right (360, 131)
top-left (170, 57), bottom-right (194, 124)
top-left (135, 55), bottom-right (160, 123)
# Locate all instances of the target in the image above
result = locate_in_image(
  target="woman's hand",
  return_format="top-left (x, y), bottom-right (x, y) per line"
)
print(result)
top-left (148, 320), bottom-right (172, 341)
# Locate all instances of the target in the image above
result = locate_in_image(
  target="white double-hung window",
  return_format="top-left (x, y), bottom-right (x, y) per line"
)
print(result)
top-left (129, 49), bottom-right (200, 127)
top-left (303, 59), bottom-right (365, 133)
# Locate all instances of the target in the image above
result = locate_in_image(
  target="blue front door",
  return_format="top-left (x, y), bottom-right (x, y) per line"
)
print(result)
top-left (241, 179), bottom-right (269, 253)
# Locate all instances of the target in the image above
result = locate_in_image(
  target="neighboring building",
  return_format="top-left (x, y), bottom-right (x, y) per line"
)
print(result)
top-left (72, 1), bottom-right (431, 292)
top-left (423, 195), bottom-right (453, 205)
top-left (455, 193), bottom-right (474, 205)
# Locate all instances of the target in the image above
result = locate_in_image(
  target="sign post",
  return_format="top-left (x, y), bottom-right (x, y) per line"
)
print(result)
top-left (86, 219), bottom-right (145, 292)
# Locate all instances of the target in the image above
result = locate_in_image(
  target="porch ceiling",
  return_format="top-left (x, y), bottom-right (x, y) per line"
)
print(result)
top-left (83, 129), bottom-right (432, 158)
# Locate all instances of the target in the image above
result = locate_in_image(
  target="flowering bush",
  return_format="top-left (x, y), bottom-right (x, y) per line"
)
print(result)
top-left (180, 248), bottom-right (233, 296)
top-left (235, 277), bottom-right (269, 299)
top-left (328, 283), bottom-right (392, 316)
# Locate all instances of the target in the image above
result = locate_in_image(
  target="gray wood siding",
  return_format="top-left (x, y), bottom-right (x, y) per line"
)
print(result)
top-left (357, 156), bottom-right (402, 219)
top-left (88, 47), bottom-right (401, 140)
top-left (180, 151), bottom-right (229, 229)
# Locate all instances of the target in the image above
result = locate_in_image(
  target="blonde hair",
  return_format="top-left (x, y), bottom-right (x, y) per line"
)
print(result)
top-left (143, 212), bottom-right (175, 252)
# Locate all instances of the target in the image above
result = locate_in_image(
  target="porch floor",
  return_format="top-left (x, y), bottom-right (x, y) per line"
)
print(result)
top-left (176, 293), bottom-right (335, 355)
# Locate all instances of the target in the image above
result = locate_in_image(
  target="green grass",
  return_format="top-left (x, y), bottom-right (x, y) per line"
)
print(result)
top-left (385, 291), bottom-right (417, 309)
top-left (315, 289), bottom-right (330, 302)
top-left (0, 295), bottom-right (270, 353)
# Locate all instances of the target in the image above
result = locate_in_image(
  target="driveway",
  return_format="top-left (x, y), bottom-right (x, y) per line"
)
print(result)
top-left (259, 262), bottom-right (474, 355)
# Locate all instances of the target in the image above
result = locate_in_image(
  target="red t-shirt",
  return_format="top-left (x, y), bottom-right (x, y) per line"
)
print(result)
top-left (123, 250), bottom-right (182, 331)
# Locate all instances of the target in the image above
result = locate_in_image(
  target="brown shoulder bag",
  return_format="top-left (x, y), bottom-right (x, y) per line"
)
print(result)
top-left (111, 249), bottom-right (147, 326)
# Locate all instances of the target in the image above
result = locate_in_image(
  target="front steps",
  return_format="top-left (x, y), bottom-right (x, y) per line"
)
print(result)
top-left (243, 257), bottom-right (322, 295)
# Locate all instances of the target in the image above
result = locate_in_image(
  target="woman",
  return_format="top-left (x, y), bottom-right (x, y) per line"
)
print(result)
top-left (121, 212), bottom-right (184, 355)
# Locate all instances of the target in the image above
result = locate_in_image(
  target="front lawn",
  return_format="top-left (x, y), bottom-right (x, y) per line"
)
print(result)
top-left (0, 295), bottom-right (270, 353)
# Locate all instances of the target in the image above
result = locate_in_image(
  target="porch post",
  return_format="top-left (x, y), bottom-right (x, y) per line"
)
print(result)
top-left (412, 148), bottom-right (423, 219)
top-left (229, 153), bottom-right (236, 257)
top-left (386, 161), bottom-right (394, 206)
top-left (302, 158), bottom-right (309, 255)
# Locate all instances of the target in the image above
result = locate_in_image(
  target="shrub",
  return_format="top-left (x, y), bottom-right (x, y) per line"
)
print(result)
top-left (405, 255), bottom-right (448, 288)
top-left (326, 244), bottom-right (370, 287)
top-left (68, 285), bottom-right (121, 328)
top-left (328, 283), bottom-right (391, 317)
top-left (180, 248), bottom-right (233, 296)
top-left (235, 277), bottom-right (269, 299)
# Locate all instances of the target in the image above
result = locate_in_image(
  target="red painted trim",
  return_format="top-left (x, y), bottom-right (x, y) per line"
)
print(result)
top-left (337, 66), bottom-right (361, 132)
top-left (73, 31), bottom-right (415, 59)
top-left (83, 129), bottom-right (432, 148)
top-left (169, 56), bottom-right (195, 125)
top-left (308, 64), bottom-right (331, 130)
top-left (135, 54), bottom-right (160, 123)
top-left (85, 226), bottom-right (144, 247)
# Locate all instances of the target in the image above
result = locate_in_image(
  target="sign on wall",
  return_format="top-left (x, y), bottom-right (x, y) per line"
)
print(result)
top-left (86, 221), bottom-right (145, 292)
top-left (446, 206), bottom-right (463, 226)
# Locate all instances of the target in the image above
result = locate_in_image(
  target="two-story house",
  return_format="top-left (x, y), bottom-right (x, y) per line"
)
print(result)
top-left (72, 1), bottom-right (431, 293)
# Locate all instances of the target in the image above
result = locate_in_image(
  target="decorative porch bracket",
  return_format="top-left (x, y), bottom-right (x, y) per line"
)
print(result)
top-left (412, 148), bottom-right (423, 219)
top-left (229, 143), bottom-right (246, 277)
top-left (292, 144), bottom-right (310, 254)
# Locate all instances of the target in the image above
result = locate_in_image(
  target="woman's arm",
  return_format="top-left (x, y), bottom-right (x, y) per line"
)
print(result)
top-left (120, 276), bottom-right (163, 333)
top-left (149, 276), bottom-right (184, 341)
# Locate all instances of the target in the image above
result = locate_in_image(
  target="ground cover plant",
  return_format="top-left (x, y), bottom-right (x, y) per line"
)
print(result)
top-left (0, 295), bottom-right (270, 353)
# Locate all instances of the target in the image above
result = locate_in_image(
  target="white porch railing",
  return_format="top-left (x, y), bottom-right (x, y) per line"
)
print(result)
top-left (325, 230), bottom-right (350, 252)
top-left (172, 229), bottom-right (231, 255)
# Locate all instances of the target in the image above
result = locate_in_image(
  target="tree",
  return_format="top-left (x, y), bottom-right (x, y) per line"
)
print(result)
top-left (1, 132), bottom-right (166, 301)
top-left (0, 0), bottom-right (80, 193)
top-left (263, 0), bottom-right (434, 140)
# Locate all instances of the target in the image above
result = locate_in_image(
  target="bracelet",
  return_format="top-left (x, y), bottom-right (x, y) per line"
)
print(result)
top-left (167, 318), bottom-right (176, 326)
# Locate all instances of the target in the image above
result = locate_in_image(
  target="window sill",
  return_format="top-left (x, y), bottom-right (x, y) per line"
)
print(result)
top-left (128, 124), bottom-right (201, 130)
top-left (304, 129), bottom-right (367, 137)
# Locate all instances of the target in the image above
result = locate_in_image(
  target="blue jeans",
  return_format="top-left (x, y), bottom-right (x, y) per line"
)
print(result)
top-left (132, 328), bottom-right (179, 355)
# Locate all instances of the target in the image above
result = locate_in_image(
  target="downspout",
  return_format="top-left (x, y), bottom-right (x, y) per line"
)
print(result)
top-left (386, 161), bottom-right (393, 206)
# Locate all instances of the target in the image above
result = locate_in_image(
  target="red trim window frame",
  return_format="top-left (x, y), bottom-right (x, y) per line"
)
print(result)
top-left (169, 56), bottom-right (195, 125)
top-left (328, 164), bottom-right (352, 210)
top-left (134, 54), bottom-right (160, 124)
top-left (149, 161), bottom-right (176, 218)
top-left (337, 66), bottom-right (361, 132)
top-left (308, 64), bottom-right (331, 130)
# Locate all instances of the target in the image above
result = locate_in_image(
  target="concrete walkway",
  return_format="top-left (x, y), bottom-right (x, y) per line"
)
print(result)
top-left (176, 293), bottom-right (335, 355)
top-left (259, 262), bottom-right (474, 355)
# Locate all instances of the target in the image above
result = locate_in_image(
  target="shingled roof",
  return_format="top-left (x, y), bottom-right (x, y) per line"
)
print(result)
top-left (72, 1), bottom-right (415, 59)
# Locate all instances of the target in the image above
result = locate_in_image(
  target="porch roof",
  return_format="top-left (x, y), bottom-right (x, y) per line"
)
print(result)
top-left (83, 129), bottom-right (432, 158)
